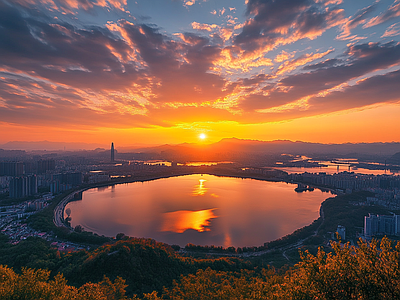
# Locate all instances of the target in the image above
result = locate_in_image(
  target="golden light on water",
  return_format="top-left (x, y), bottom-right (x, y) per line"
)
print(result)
top-left (193, 179), bottom-right (208, 196)
top-left (161, 209), bottom-right (217, 233)
top-left (65, 174), bottom-right (327, 247)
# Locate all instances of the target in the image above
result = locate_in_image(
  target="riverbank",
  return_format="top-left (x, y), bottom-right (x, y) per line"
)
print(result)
top-left (51, 167), bottom-right (331, 256)
top-left (26, 166), bottom-right (394, 268)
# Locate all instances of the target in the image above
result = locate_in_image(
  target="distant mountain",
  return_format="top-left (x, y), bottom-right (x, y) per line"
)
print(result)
top-left (129, 138), bottom-right (400, 158)
top-left (389, 152), bottom-right (400, 164)
top-left (0, 141), bottom-right (162, 152)
top-left (2, 138), bottom-right (400, 157)
top-left (0, 141), bottom-right (107, 151)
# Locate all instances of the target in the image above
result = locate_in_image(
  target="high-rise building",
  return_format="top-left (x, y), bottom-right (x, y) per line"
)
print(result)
top-left (37, 159), bottom-right (55, 174)
top-left (9, 175), bottom-right (37, 198)
top-left (0, 161), bottom-right (24, 176)
top-left (52, 172), bottom-right (82, 186)
top-left (111, 142), bottom-right (115, 162)
top-left (364, 213), bottom-right (400, 237)
top-left (336, 225), bottom-right (346, 240)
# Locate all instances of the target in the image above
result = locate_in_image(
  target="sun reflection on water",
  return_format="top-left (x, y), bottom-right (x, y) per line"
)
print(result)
top-left (192, 178), bottom-right (208, 196)
top-left (161, 209), bottom-right (217, 233)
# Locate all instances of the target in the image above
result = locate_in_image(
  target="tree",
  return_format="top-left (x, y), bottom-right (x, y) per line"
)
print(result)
top-left (74, 225), bottom-right (84, 233)
top-left (116, 233), bottom-right (126, 240)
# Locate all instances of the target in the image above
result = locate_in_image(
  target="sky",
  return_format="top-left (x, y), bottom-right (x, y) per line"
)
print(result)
top-left (1, 0), bottom-right (400, 147)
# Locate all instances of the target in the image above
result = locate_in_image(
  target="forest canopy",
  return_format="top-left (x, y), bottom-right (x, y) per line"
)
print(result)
top-left (1, 237), bottom-right (400, 299)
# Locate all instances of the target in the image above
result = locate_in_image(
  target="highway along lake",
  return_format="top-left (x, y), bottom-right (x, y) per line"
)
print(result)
top-left (64, 174), bottom-right (329, 248)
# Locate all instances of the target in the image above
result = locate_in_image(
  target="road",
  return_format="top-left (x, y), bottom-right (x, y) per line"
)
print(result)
top-left (53, 189), bottom-right (85, 228)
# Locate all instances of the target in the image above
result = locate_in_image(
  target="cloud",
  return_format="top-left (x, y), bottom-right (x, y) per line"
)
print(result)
top-left (0, 0), bottom-right (233, 128)
top-left (1, 0), bottom-right (400, 131)
top-left (381, 22), bottom-right (400, 37)
top-left (10, 0), bottom-right (129, 14)
top-left (337, 2), bottom-right (377, 40)
top-left (191, 22), bottom-right (219, 32)
top-left (0, 1), bottom-right (141, 92)
top-left (215, 46), bottom-right (274, 72)
top-left (302, 58), bottom-right (340, 70)
top-left (238, 42), bottom-right (400, 113)
top-left (276, 49), bottom-right (334, 75)
top-left (113, 21), bottom-right (228, 104)
top-left (281, 42), bottom-right (400, 89)
top-left (183, 0), bottom-right (196, 7)
top-left (308, 69), bottom-right (400, 113)
top-left (233, 68), bottom-right (400, 124)
top-left (234, 0), bottom-right (344, 53)
top-left (364, 0), bottom-right (400, 28)
top-left (274, 50), bottom-right (295, 63)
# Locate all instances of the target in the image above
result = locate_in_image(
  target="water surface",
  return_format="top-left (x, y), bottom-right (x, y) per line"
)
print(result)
top-left (65, 174), bottom-right (328, 247)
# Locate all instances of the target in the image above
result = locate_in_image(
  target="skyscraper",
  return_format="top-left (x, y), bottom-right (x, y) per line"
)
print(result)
top-left (111, 142), bottom-right (115, 162)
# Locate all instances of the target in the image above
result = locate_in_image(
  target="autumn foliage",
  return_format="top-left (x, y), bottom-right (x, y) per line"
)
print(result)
top-left (2, 237), bottom-right (400, 299)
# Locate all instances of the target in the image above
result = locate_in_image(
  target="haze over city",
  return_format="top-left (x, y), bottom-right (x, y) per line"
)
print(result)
top-left (1, 0), bottom-right (400, 147)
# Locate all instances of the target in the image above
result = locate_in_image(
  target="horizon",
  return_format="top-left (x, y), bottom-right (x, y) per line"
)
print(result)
top-left (1, 0), bottom-right (400, 145)
top-left (2, 137), bottom-right (400, 152)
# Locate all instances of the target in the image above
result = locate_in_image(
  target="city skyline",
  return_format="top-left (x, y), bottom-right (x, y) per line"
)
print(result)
top-left (1, 0), bottom-right (400, 146)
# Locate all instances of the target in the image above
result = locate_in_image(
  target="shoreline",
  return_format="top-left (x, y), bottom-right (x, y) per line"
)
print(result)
top-left (53, 169), bottom-right (331, 254)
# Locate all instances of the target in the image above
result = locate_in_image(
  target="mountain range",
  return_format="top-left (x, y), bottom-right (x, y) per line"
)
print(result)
top-left (132, 138), bottom-right (400, 157)
top-left (2, 138), bottom-right (400, 157)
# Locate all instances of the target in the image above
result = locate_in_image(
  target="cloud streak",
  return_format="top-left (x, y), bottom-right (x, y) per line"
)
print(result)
top-left (0, 0), bottom-right (399, 140)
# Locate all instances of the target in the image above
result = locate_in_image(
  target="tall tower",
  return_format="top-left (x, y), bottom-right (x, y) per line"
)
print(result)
top-left (111, 142), bottom-right (115, 162)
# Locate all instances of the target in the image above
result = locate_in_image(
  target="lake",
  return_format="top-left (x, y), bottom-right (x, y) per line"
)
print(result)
top-left (64, 174), bottom-right (328, 248)
top-left (276, 160), bottom-right (399, 175)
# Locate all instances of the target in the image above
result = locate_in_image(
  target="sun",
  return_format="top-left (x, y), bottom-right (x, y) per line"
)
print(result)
top-left (199, 133), bottom-right (206, 140)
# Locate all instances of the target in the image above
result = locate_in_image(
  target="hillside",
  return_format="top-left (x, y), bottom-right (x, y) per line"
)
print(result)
top-left (0, 236), bottom-right (251, 297)
top-left (1, 237), bottom-right (400, 299)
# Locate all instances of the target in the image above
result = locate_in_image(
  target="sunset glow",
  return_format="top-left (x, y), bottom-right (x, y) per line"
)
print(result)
top-left (161, 209), bottom-right (217, 233)
top-left (0, 0), bottom-right (399, 146)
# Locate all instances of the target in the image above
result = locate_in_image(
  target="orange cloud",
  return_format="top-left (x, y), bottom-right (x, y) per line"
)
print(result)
top-left (276, 49), bottom-right (334, 75)
top-left (364, 0), bottom-right (400, 28)
top-left (381, 22), bottom-right (400, 37)
top-left (215, 46), bottom-right (273, 72)
top-left (183, 0), bottom-right (196, 7)
top-left (274, 50), bottom-right (295, 63)
top-left (191, 22), bottom-right (219, 32)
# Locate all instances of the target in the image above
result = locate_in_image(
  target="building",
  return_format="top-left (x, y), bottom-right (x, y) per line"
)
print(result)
top-left (9, 175), bottom-right (37, 198)
top-left (111, 142), bottom-right (115, 162)
top-left (0, 161), bottom-right (24, 176)
top-left (37, 159), bottom-right (55, 174)
top-left (52, 172), bottom-right (82, 186)
top-left (336, 225), bottom-right (346, 240)
top-left (88, 171), bottom-right (110, 184)
top-left (364, 213), bottom-right (400, 237)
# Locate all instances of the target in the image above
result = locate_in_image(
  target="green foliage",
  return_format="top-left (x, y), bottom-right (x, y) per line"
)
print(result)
top-left (27, 193), bottom-right (111, 246)
top-left (0, 236), bottom-right (58, 271)
top-left (318, 191), bottom-right (395, 238)
top-left (3, 236), bottom-right (400, 299)
top-left (0, 235), bottom-right (252, 297)
top-left (263, 218), bottom-right (322, 250)
top-left (56, 238), bottom-right (252, 296)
